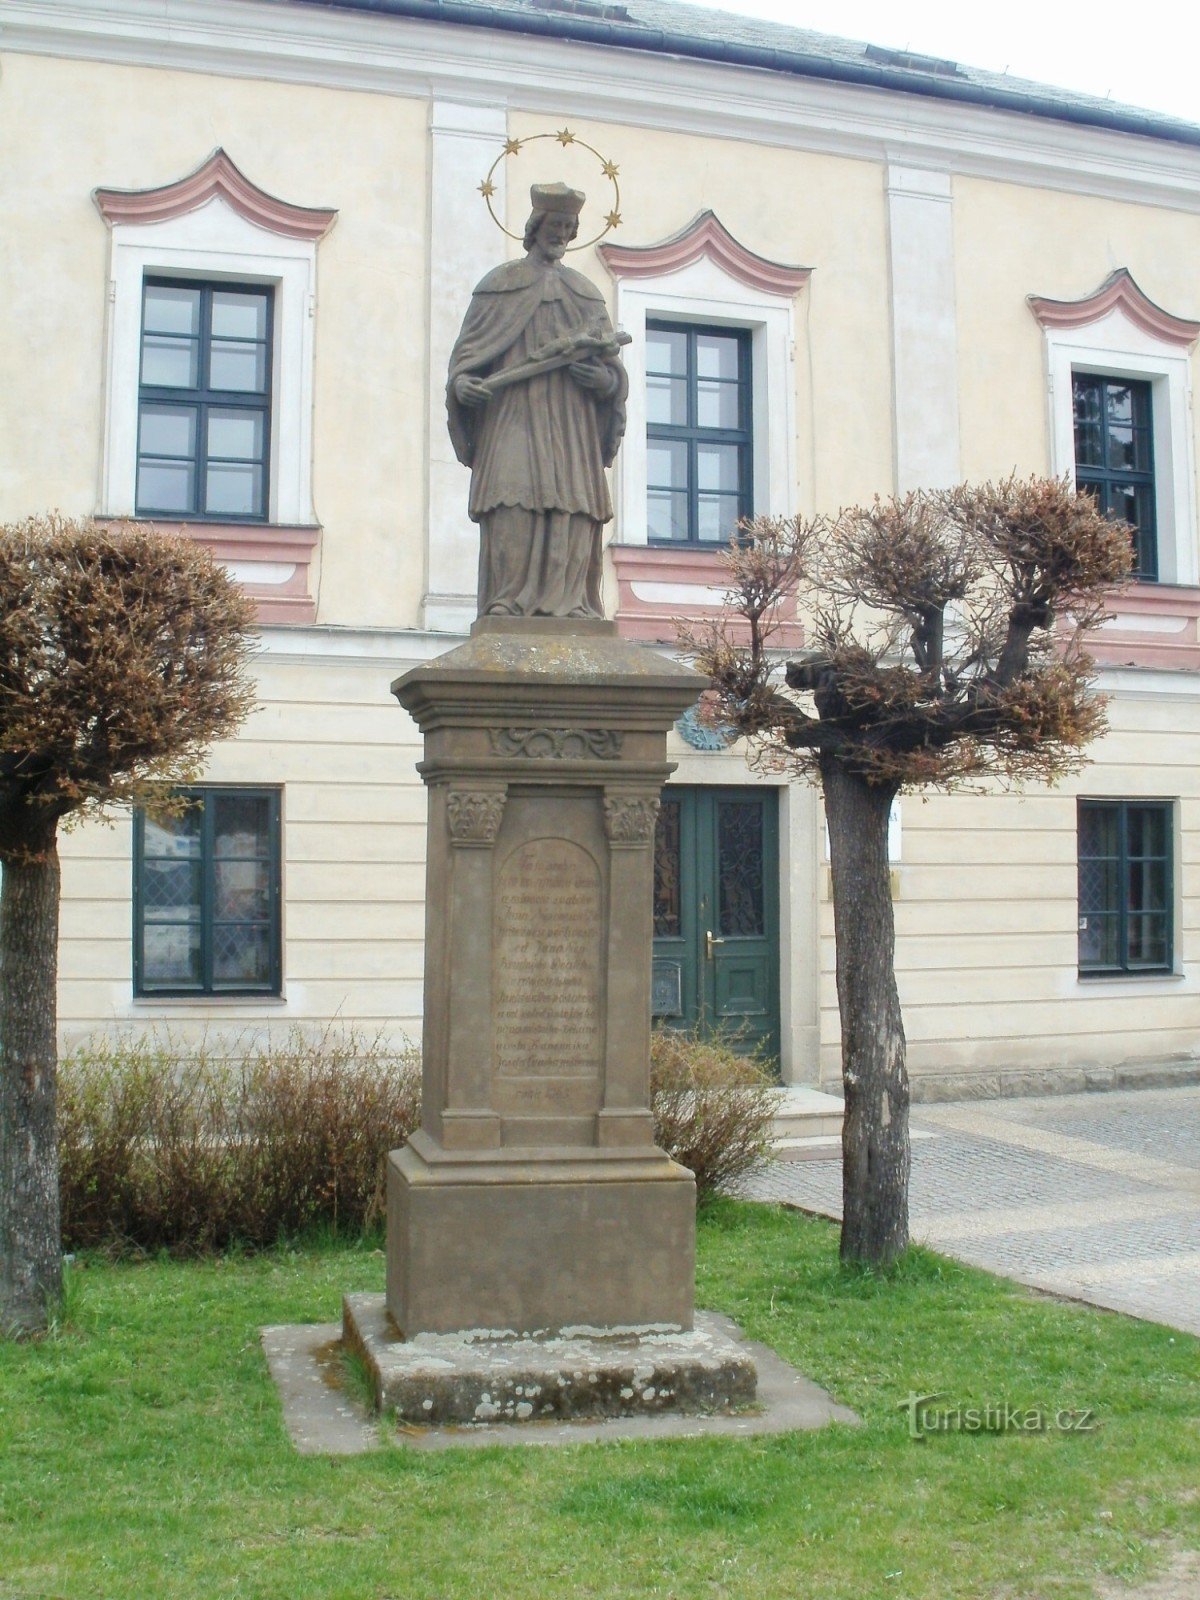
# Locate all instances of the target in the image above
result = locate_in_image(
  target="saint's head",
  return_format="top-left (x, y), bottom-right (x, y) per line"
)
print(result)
top-left (524, 182), bottom-right (585, 262)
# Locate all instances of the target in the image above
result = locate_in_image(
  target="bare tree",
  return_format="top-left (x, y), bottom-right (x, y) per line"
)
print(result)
top-left (687, 478), bottom-right (1131, 1266)
top-left (0, 514), bottom-right (255, 1334)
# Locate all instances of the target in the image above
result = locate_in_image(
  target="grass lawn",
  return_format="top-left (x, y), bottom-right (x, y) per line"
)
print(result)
top-left (1, 1200), bottom-right (1197, 1600)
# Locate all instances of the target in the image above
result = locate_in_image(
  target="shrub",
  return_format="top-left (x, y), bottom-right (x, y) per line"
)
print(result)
top-left (57, 1029), bottom-right (421, 1254)
top-left (57, 1024), bottom-right (776, 1249)
top-left (650, 1027), bottom-right (779, 1203)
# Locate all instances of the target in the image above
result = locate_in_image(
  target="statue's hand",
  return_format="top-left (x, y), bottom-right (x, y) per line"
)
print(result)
top-left (455, 374), bottom-right (490, 407)
top-left (569, 360), bottom-right (617, 396)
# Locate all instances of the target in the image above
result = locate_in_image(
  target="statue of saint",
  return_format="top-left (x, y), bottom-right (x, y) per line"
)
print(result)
top-left (447, 183), bottom-right (628, 619)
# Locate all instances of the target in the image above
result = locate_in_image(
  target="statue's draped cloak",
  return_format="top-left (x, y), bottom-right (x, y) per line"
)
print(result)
top-left (446, 259), bottom-right (627, 526)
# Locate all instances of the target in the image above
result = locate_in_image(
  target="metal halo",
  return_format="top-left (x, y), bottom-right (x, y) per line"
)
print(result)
top-left (478, 129), bottom-right (622, 252)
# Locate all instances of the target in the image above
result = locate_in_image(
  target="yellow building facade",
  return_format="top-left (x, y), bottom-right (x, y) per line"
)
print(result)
top-left (3, 0), bottom-right (1200, 1096)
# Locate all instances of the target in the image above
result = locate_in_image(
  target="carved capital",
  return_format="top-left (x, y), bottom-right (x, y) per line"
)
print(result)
top-left (603, 793), bottom-right (661, 847)
top-left (489, 726), bottom-right (624, 760)
top-left (446, 788), bottom-right (507, 846)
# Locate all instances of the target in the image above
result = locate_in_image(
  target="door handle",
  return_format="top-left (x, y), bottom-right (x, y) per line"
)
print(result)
top-left (705, 929), bottom-right (726, 960)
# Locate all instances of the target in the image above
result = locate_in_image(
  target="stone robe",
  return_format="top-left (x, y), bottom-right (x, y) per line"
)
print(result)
top-left (447, 256), bottom-right (627, 618)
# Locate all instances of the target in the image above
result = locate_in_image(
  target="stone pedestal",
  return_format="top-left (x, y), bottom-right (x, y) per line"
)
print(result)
top-left (385, 617), bottom-right (703, 1339)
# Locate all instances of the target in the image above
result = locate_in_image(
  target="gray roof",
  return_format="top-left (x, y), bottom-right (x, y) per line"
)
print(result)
top-left (292, 0), bottom-right (1200, 148)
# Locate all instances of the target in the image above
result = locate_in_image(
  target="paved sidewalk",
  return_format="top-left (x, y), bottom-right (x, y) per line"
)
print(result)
top-left (746, 1084), bottom-right (1200, 1336)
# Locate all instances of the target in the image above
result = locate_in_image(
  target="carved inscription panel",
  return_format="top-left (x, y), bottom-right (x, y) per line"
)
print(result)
top-left (493, 838), bottom-right (603, 1113)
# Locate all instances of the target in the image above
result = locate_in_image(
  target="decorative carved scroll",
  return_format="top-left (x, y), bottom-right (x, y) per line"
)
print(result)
top-left (488, 727), bottom-right (624, 760)
top-left (446, 788), bottom-right (507, 846)
top-left (603, 794), bottom-right (661, 846)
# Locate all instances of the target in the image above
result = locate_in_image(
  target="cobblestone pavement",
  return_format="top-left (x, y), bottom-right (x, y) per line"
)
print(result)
top-left (746, 1085), bottom-right (1200, 1336)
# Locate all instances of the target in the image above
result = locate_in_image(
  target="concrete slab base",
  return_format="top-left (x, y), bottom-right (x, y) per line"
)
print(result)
top-left (264, 1309), bottom-right (859, 1452)
top-left (344, 1293), bottom-right (755, 1426)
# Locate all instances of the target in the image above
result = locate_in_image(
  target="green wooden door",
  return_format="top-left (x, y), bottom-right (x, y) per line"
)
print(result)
top-left (652, 787), bottom-right (780, 1067)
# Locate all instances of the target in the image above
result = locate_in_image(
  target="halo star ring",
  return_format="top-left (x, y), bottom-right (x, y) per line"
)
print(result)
top-left (478, 129), bottom-right (622, 251)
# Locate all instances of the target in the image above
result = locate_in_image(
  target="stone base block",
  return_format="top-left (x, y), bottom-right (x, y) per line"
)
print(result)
top-left (343, 1294), bottom-right (757, 1426)
top-left (386, 1138), bottom-right (696, 1337)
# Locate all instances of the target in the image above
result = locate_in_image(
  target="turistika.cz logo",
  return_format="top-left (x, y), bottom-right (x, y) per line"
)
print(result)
top-left (899, 1391), bottom-right (1098, 1441)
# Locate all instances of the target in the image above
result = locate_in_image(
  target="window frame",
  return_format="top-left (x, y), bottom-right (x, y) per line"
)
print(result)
top-left (1077, 798), bottom-right (1174, 978)
top-left (605, 253), bottom-right (798, 547)
top-left (645, 319), bottom-right (753, 546)
top-left (133, 787), bottom-right (283, 998)
top-left (99, 198), bottom-right (321, 526)
top-left (136, 276), bottom-right (275, 524)
top-left (1041, 312), bottom-right (1197, 587)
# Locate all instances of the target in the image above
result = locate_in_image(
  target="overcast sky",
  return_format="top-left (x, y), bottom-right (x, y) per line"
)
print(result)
top-left (684, 0), bottom-right (1199, 126)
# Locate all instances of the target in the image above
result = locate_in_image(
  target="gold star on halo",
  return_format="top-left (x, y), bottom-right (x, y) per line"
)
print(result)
top-left (478, 178), bottom-right (496, 198)
top-left (503, 137), bottom-right (523, 155)
top-left (605, 210), bottom-right (622, 229)
top-left (555, 127), bottom-right (576, 145)
top-left (600, 158), bottom-right (620, 179)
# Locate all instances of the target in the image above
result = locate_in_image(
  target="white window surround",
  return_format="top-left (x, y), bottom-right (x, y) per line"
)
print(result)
top-left (1031, 275), bottom-right (1200, 587)
top-left (97, 191), bottom-right (327, 526)
top-left (602, 241), bottom-right (804, 545)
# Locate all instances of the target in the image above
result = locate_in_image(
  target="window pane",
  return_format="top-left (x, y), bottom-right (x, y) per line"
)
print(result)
top-left (208, 408), bottom-right (264, 462)
top-left (137, 460), bottom-right (195, 513)
top-left (697, 493), bottom-right (741, 543)
top-left (142, 860), bottom-right (201, 920)
top-left (645, 327), bottom-right (687, 377)
top-left (214, 793), bottom-right (272, 856)
top-left (139, 403), bottom-right (196, 459)
top-left (213, 924), bottom-right (271, 986)
top-left (209, 341), bottom-right (267, 393)
top-left (143, 923), bottom-right (203, 987)
top-left (697, 442), bottom-right (741, 492)
top-left (647, 488), bottom-right (689, 542)
top-left (1107, 422), bottom-right (1136, 471)
top-left (1072, 377), bottom-right (1103, 467)
top-left (1128, 805), bottom-right (1167, 859)
top-left (143, 808), bottom-right (202, 858)
top-left (206, 462), bottom-right (263, 516)
top-left (1105, 384), bottom-right (1133, 428)
top-left (696, 332), bottom-right (741, 381)
top-left (653, 799), bottom-right (682, 938)
top-left (648, 439), bottom-right (688, 491)
top-left (696, 378), bottom-right (740, 430)
top-left (211, 290), bottom-right (268, 341)
top-left (141, 334), bottom-right (198, 388)
top-left (1078, 912), bottom-right (1119, 969)
top-left (143, 285), bottom-right (200, 336)
top-left (717, 800), bottom-right (764, 936)
top-left (647, 374), bottom-right (687, 427)
top-left (215, 859), bottom-right (271, 920)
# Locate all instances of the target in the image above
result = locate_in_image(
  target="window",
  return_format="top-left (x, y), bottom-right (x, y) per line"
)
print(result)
top-left (134, 789), bottom-right (282, 996)
top-left (1072, 374), bottom-right (1156, 580)
top-left (95, 150), bottom-right (335, 528)
top-left (1029, 271), bottom-right (1199, 587)
top-left (136, 279), bottom-right (273, 521)
top-left (646, 322), bottom-right (752, 543)
top-left (1077, 800), bottom-right (1172, 976)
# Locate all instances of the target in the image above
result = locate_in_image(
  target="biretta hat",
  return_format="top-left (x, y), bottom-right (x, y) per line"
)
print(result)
top-left (530, 182), bottom-right (585, 217)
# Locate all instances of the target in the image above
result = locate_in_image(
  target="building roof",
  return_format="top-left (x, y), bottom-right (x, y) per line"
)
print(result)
top-left (288, 0), bottom-right (1200, 149)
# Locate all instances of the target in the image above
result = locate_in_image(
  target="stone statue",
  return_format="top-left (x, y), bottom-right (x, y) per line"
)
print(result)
top-left (447, 182), bottom-right (629, 619)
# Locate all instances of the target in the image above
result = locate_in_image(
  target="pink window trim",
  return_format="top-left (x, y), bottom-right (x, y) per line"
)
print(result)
top-left (609, 542), bottom-right (804, 646)
top-left (1028, 268), bottom-right (1199, 348)
top-left (1085, 583), bottom-right (1200, 673)
top-left (96, 518), bottom-right (319, 626)
top-left (94, 148), bottom-right (337, 242)
top-left (599, 210), bottom-right (810, 297)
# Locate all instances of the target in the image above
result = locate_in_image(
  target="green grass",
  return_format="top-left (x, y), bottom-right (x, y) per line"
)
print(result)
top-left (1, 1201), bottom-right (1197, 1600)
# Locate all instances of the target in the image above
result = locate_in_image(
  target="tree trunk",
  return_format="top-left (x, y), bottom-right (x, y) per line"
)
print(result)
top-left (0, 839), bottom-right (62, 1336)
top-left (821, 758), bottom-right (910, 1266)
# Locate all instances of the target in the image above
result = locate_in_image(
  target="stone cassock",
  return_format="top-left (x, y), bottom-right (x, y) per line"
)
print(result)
top-left (446, 182), bottom-right (628, 619)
